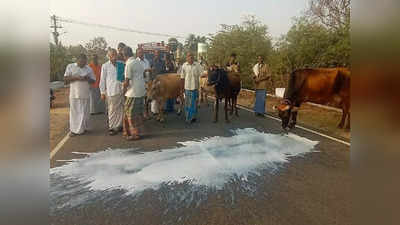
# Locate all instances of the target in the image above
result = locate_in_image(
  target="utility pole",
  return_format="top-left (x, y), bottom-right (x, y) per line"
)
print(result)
top-left (50, 15), bottom-right (62, 45)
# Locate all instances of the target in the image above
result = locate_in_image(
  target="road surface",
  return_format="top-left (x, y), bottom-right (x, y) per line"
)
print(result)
top-left (50, 103), bottom-right (350, 225)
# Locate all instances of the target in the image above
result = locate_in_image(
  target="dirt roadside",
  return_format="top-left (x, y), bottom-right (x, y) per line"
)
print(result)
top-left (50, 87), bottom-right (69, 151)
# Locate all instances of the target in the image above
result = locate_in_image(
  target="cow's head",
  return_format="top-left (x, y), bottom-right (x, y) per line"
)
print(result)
top-left (273, 99), bottom-right (296, 129)
top-left (207, 68), bottom-right (219, 86)
top-left (146, 80), bottom-right (161, 101)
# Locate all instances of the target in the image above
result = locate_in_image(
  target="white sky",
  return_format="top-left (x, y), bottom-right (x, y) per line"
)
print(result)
top-left (50, 0), bottom-right (309, 48)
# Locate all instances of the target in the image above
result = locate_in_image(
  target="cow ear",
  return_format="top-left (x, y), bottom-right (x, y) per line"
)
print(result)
top-left (277, 104), bottom-right (290, 111)
top-left (282, 105), bottom-right (291, 111)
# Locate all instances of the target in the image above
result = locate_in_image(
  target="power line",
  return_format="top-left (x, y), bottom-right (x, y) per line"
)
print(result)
top-left (56, 16), bottom-right (185, 39)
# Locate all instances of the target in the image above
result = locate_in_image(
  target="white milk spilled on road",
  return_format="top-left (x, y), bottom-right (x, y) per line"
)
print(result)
top-left (51, 128), bottom-right (318, 195)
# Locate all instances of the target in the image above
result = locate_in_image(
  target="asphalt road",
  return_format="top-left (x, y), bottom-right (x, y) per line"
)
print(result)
top-left (50, 103), bottom-right (350, 225)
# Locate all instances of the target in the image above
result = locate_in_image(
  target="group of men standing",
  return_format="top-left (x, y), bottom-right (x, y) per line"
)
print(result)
top-left (64, 44), bottom-right (270, 140)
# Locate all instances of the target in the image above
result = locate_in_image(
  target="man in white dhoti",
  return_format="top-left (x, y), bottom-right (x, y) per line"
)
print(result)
top-left (100, 49), bottom-right (124, 135)
top-left (64, 54), bottom-right (96, 137)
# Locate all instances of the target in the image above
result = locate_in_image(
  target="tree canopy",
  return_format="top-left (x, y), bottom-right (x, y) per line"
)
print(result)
top-left (207, 15), bottom-right (273, 89)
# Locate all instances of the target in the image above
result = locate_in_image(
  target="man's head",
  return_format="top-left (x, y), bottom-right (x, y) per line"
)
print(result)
top-left (123, 46), bottom-right (134, 61)
top-left (107, 48), bottom-right (118, 64)
top-left (154, 50), bottom-right (160, 59)
top-left (230, 53), bottom-right (237, 61)
top-left (136, 48), bottom-right (144, 60)
top-left (257, 55), bottom-right (264, 64)
top-left (91, 54), bottom-right (98, 65)
top-left (117, 42), bottom-right (126, 54)
top-left (77, 54), bottom-right (88, 68)
top-left (186, 53), bottom-right (194, 64)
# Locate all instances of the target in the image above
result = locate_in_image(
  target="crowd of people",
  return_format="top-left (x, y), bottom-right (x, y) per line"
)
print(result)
top-left (63, 42), bottom-right (271, 141)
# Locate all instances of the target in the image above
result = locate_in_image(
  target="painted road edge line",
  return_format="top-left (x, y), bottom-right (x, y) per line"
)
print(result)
top-left (50, 133), bottom-right (70, 159)
top-left (235, 104), bottom-right (350, 147)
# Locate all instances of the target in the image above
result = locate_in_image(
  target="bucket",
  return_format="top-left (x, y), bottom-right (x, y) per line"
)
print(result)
top-left (275, 88), bottom-right (285, 98)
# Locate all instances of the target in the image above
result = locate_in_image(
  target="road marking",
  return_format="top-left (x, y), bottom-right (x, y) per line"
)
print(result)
top-left (50, 133), bottom-right (70, 159)
top-left (206, 96), bottom-right (350, 147)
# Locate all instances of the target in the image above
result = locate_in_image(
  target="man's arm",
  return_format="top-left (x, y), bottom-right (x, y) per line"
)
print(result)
top-left (85, 68), bottom-right (96, 84)
top-left (256, 65), bottom-right (270, 82)
top-left (123, 62), bottom-right (131, 95)
top-left (180, 64), bottom-right (185, 85)
top-left (99, 64), bottom-right (107, 100)
top-left (64, 65), bottom-right (83, 84)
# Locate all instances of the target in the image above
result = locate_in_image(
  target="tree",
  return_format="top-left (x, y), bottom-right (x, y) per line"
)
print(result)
top-left (50, 43), bottom-right (73, 81)
top-left (67, 44), bottom-right (87, 60)
top-left (184, 34), bottom-right (207, 56)
top-left (84, 37), bottom-right (108, 64)
top-left (168, 37), bottom-right (179, 52)
top-left (207, 15), bottom-right (272, 89)
top-left (307, 0), bottom-right (351, 31)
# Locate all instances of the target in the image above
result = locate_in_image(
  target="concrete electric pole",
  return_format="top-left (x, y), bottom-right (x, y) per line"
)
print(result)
top-left (50, 15), bottom-right (62, 45)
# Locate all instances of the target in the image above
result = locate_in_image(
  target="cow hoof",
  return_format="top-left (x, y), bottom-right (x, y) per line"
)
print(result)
top-left (160, 119), bottom-right (165, 123)
top-left (177, 111), bottom-right (181, 116)
top-left (288, 123), bottom-right (296, 129)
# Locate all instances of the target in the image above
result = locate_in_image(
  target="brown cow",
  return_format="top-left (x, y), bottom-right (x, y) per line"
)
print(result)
top-left (199, 73), bottom-right (214, 107)
top-left (146, 73), bottom-right (185, 123)
top-left (274, 68), bottom-right (350, 130)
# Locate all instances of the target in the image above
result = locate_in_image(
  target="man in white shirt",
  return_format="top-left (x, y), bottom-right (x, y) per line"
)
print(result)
top-left (99, 48), bottom-right (124, 135)
top-left (135, 47), bottom-right (151, 119)
top-left (64, 54), bottom-right (96, 137)
top-left (180, 53), bottom-right (203, 123)
top-left (122, 46), bottom-right (146, 140)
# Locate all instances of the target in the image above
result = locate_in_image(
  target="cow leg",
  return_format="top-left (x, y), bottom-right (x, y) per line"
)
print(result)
top-left (344, 101), bottom-right (350, 130)
top-left (288, 104), bottom-right (300, 129)
top-left (213, 99), bottom-right (219, 123)
top-left (200, 88), bottom-right (204, 103)
top-left (225, 98), bottom-right (230, 123)
top-left (230, 97), bottom-right (234, 115)
top-left (234, 95), bottom-right (239, 117)
top-left (338, 108), bottom-right (346, 129)
top-left (288, 111), bottom-right (298, 129)
top-left (177, 95), bottom-right (183, 116)
top-left (158, 99), bottom-right (165, 123)
top-left (346, 111), bottom-right (350, 130)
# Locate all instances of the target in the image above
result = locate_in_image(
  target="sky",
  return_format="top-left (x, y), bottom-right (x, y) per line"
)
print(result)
top-left (49, 0), bottom-right (309, 49)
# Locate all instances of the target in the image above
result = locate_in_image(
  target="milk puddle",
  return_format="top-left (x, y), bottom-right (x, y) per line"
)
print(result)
top-left (50, 128), bottom-right (318, 211)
